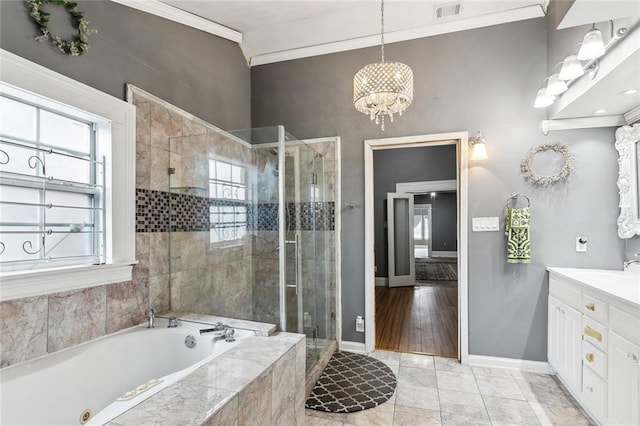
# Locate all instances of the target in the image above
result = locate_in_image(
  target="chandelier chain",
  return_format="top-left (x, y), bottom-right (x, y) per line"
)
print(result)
top-left (380, 0), bottom-right (385, 62)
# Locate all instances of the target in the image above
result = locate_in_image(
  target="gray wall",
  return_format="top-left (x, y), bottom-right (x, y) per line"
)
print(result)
top-left (373, 145), bottom-right (456, 277)
top-left (0, 0), bottom-right (251, 131)
top-left (252, 17), bottom-right (627, 360)
top-left (414, 192), bottom-right (458, 253)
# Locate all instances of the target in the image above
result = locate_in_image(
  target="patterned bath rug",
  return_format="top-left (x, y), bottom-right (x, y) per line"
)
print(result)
top-left (415, 261), bottom-right (458, 281)
top-left (305, 351), bottom-right (397, 413)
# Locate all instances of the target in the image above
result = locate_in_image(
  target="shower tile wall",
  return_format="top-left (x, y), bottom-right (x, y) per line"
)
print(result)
top-left (133, 89), bottom-right (254, 321)
top-left (251, 147), bottom-right (280, 325)
top-left (169, 132), bottom-right (253, 320)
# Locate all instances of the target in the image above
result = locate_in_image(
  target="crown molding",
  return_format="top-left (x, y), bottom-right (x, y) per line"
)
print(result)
top-left (249, 4), bottom-right (545, 66)
top-left (541, 115), bottom-right (626, 134)
top-left (624, 105), bottom-right (640, 124)
top-left (109, 0), bottom-right (242, 44)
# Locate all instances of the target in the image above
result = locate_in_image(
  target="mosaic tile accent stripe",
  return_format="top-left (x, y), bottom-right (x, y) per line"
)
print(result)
top-left (136, 189), bottom-right (335, 232)
top-left (137, 188), bottom-right (209, 232)
top-left (172, 192), bottom-right (209, 232)
top-left (255, 202), bottom-right (335, 231)
top-left (136, 189), bottom-right (170, 232)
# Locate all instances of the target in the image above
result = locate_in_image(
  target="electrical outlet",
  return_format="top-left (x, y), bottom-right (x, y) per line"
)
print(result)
top-left (576, 237), bottom-right (587, 253)
top-left (355, 316), bottom-right (365, 332)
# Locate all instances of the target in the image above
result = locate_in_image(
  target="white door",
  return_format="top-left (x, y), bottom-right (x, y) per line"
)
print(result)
top-left (387, 192), bottom-right (415, 287)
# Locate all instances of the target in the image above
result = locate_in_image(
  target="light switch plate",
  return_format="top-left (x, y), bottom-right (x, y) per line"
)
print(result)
top-left (472, 217), bottom-right (500, 232)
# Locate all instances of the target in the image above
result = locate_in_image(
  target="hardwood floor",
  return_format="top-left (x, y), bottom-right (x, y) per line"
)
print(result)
top-left (375, 285), bottom-right (457, 357)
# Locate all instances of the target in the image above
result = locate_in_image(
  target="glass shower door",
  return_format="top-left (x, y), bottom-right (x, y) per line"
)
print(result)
top-left (282, 135), bottom-right (329, 370)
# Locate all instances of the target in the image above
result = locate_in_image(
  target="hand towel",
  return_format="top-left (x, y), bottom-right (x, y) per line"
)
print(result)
top-left (505, 207), bottom-right (531, 264)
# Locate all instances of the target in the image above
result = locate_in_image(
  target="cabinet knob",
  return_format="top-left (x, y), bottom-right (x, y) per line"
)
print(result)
top-left (585, 353), bottom-right (595, 363)
top-left (583, 326), bottom-right (603, 343)
top-left (586, 386), bottom-right (594, 392)
top-left (584, 302), bottom-right (595, 311)
top-left (629, 353), bottom-right (639, 362)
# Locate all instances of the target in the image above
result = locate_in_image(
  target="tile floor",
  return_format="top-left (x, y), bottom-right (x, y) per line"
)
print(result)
top-left (305, 351), bottom-right (594, 426)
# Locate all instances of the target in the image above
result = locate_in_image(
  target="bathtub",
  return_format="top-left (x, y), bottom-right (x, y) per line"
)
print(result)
top-left (0, 317), bottom-right (255, 425)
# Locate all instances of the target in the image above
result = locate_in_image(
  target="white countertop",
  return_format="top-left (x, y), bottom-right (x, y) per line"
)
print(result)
top-left (548, 267), bottom-right (640, 308)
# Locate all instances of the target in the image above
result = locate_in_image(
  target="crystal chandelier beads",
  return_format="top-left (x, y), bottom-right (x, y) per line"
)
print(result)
top-left (353, 61), bottom-right (413, 130)
top-left (353, 0), bottom-right (414, 130)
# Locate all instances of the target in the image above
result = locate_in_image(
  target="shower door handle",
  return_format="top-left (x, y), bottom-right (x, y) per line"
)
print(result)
top-left (285, 237), bottom-right (300, 295)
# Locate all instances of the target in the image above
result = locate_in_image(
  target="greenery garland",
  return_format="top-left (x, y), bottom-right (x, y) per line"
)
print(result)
top-left (27, 0), bottom-right (96, 56)
top-left (521, 142), bottom-right (574, 187)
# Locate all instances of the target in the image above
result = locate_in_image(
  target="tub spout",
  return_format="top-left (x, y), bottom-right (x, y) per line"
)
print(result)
top-left (200, 323), bottom-right (236, 342)
top-left (146, 308), bottom-right (155, 328)
top-left (199, 322), bottom-right (226, 335)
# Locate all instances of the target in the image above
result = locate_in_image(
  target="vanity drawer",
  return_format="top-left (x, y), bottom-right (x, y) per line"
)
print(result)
top-left (549, 277), bottom-right (581, 310)
top-left (582, 366), bottom-right (607, 423)
top-left (582, 316), bottom-right (607, 353)
top-left (582, 293), bottom-right (607, 324)
top-left (582, 341), bottom-right (607, 380)
top-left (610, 306), bottom-right (640, 346)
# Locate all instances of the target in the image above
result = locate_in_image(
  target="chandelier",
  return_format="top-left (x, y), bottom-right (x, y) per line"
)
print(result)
top-left (353, 0), bottom-right (413, 130)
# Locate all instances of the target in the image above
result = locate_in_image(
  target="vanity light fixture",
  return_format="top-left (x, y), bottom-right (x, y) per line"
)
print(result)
top-left (469, 131), bottom-right (489, 161)
top-left (546, 74), bottom-right (568, 96)
top-left (534, 87), bottom-right (555, 108)
top-left (622, 89), bottom-right (639, 96)
top-left (558, 55), bottom-right (584, 81)
top-left (593, 108), bottom-right (607, 114)
top-left (578, 24), bottom-right (605, 61)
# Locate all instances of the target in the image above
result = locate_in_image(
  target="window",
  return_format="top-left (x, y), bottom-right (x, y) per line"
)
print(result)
top-left (1, 49), bottom-right (135, 301)
top-left (0, 95), bottom-right (105, 271)
top-left (209, 159), bottom-right (247, 244)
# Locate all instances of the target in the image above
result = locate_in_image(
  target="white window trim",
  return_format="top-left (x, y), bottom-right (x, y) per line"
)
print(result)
top-left (0, 49), bottom-right (136, 302)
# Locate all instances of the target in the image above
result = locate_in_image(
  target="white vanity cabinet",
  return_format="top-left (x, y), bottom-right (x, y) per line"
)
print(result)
top-left (548, 268), bottom-right (640, 426)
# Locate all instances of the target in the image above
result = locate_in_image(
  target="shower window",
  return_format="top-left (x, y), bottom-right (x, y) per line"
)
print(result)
top-left (0, 94), bottom-right (104, 271)
top-left (208, 159), bottom-right (247, 244)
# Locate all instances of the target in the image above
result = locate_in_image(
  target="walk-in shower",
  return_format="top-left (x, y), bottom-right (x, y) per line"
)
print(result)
top-left (166, 125), bottom-right (337, 371)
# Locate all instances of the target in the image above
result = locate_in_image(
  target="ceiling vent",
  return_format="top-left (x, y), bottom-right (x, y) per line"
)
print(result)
top-left (433, 2), bottom-right (462, 20)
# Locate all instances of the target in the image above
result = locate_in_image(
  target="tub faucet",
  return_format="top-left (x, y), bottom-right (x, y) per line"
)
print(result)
top-left (146, 308), bottom-right (155, 328)
top-left (624, 253), bottom-right (640, 270)
top-left (199, 323), bottom-right (235, 342)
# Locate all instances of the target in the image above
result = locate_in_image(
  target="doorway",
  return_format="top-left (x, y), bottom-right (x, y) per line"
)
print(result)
top-left (364, 132), bottom-right (469, 363)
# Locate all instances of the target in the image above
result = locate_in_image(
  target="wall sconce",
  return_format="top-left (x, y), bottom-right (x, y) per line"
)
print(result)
top-left (534, 87), bottom-right (555, 108)
top-left (469, 131), bottom-right (489, 160)
top-left (558, 54), bottom-right (584, 81)
top-left (546, 74), bottom-right (568, 96)
top-left (578, 24), bottom-right (605, 61)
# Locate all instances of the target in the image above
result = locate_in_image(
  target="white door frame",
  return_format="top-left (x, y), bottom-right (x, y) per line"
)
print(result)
top-left (364, 132), bottom-right (469, 364)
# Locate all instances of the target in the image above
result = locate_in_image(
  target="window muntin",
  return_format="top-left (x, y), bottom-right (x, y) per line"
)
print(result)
top-left (0, 94), bottom-right (104, 271)
top-left (208, 159), bottom-right (247, 244)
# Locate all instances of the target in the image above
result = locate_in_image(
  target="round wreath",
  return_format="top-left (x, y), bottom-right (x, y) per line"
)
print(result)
top-left (27, 0), bottom-right (97, 56)
top-left (521, 142), bottom-right (574, 187)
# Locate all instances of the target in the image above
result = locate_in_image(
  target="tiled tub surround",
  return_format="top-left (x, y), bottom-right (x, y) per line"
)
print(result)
top-left (108, 331), bottom-right (305, 426)
top-left (1, 312), bottom-right (304, 426)
top-left (0, 281), bottom-right (147, 368)
top-left (1, 316), bottom-right (255, 425)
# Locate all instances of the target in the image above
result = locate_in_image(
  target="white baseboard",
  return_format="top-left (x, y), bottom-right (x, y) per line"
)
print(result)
top-left (468, 355), bottom-right (554, 374)
top-left (431, 251), bottom-right (458, 258)
top-left (375, 277), bottom-right (388, 287)
top-left (339, 340), bottom-right (367, 354)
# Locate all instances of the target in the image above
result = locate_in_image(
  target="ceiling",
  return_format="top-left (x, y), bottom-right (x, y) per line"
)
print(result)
top-left (151, 0), bottom-right (549, 65)
top-left (111, 0), bottom-right (640, 123)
